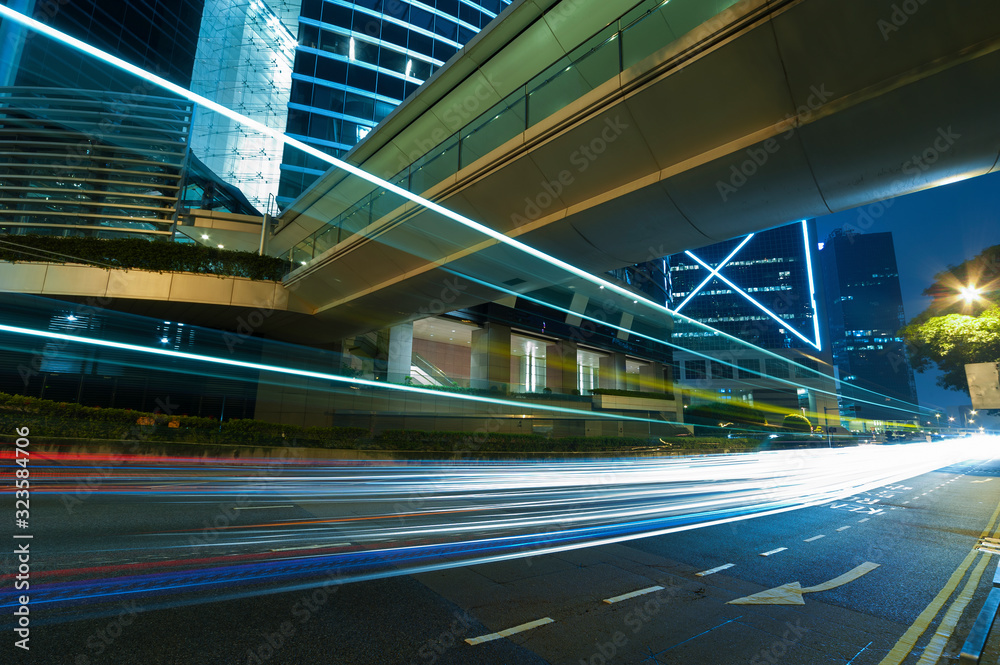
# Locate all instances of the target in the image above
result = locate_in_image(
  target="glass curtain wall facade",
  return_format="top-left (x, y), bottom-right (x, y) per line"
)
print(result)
top-left (189, 0), bottom-right (296, 213)
top-left (820, 230), bottom-right (918, 423)
top-left (655, 220), bottom-right (835, 419)
top-left (277, 0), bottom-right (511, 208)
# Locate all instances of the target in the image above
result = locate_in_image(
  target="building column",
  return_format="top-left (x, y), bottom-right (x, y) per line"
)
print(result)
top-left (470, 323), bottom-right (511, 392)
top-left (599, 352), bottom-right (626, 390)
top-left (386, 322), bottom-right (413, 384)
top-left (638, 361), bottom-right (666, 393)
top-left (546, 340), bottom-right (578, 394)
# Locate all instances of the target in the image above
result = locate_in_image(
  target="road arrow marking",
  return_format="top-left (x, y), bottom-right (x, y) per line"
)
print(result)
top-left (727, 562), bottom-right (880, 605)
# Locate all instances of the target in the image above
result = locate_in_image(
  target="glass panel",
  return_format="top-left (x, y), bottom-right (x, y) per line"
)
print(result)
top-left (410, 136), bottom-right (459, 193)
top-left (312, 224), bottom-right (341, 255)
top-left (458, 94), bottom-right (526, 168)
top-left (662, 0), bottom-right (742, 39)
top-left (526, 28), bottom-right (618, 128)
top-left (621, 8), bottom-right (674, 70)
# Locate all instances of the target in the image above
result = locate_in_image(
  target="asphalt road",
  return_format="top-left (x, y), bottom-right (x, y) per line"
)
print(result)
top-left (6, 442), bottom-right (1000, 664)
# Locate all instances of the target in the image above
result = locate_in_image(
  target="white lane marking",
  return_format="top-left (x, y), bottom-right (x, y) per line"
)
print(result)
top-left (804, 535), bottom-right (825, 542)
top-left (234, 505), bottom-right (294, 510)
top-left (696, 564), bottom-right (735, 577)
top-left (858, 518), bottom-right (870, 523)
top-left (270, 542), bottom-right (351, 552)
top-left (604, 585), bottom-right (665, 604)
top-left (465, 617), bottom-right (554, 645)
top-left (760, 547), bottom-right (788, 557)
top-left (836, 526), bottom-right (851, 532)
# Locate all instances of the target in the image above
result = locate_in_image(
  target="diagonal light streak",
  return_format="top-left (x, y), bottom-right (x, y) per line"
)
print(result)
top-left (684, 250), bottom-right (821, 350)
top-left (675, 233), bottom-right (755, 312)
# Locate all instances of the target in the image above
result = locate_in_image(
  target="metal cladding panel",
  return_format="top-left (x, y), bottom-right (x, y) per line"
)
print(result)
top-left (967, 362), bottom-right (1000, 410)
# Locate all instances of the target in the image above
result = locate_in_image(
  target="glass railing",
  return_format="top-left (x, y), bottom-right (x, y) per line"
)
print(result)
top-left (286, 0), bottom-right (741, 269)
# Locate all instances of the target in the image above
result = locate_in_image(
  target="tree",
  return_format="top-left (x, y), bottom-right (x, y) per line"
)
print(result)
top-left (901, 243), bottom-right (1000, 394)
top-left (900, 306), bottom-right (1000, 392)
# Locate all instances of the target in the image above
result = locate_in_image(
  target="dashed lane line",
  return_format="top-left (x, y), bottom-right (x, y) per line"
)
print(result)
top-left (465, 617), bottom-right (554, 645)
top-left (837, 526), bottom-right (851, 532)
top-left (604, 585), bottom-right (664, 604)
top-left (696, 563), bottom-right (735, 577)
top-left (804, 535), bottom-right (825, 542)
top-left (760, 547), bottom-right (787, 557)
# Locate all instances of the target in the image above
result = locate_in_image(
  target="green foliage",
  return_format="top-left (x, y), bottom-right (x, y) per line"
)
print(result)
top-left (0, 235), bottom-right (291, 281)
top-left (0, 391), bottom-right (753, 453)
top-left (781, 413), bottom-right (813, 433)
top-left (685, 401), bottom-right (768, 427)
top-left (901, 305), bottom-right (1000, 392)
top-left (590, 389), bottom-right (675, 400)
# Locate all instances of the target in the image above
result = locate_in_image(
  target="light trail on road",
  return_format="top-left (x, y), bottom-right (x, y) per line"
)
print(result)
top-left (2, 438), bottom-right (995, 624)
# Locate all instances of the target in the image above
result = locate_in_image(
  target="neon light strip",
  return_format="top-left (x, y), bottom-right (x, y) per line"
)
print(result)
top-left (683, 252), bottom-right (821, 350)
top-left (0, 323), bottom-right (663, 425)
top-left (675, 233), bottom-right (754, 313)
top-left (0, 4), bottom-right (808, 366)
top-left (446, 269), bottom-right (924, 417)
top-left (0, 8), bottom-right (928, 418)
top-left (801, 220), bottom-right (823, 350)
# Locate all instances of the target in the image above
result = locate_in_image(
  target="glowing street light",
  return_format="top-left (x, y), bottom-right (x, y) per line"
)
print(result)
top-left (960, 285), bottom-right (982, 304)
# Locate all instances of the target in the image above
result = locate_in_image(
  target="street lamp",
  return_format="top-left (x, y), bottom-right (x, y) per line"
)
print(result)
top-left (960, 284), bottom-right (982, 304)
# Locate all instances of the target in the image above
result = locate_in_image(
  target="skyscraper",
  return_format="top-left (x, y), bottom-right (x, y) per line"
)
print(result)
top-left (276, 0), bottom-right (512, 209)
top-left (663, 220), bottom-right (838, 424)
top-left (821, 229), bottom-right (918, 423)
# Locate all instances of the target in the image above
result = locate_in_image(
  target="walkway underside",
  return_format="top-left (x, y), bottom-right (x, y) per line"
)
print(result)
top-left (284, 0), bottom-right (1000, 338)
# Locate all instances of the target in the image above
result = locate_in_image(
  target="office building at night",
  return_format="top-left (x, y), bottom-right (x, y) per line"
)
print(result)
top-left (276, 0), bottom-right (511, 208)
top-left (663, 220), bottom-right (838, 426)
top-left (820, 229), bottom-right (919, 424)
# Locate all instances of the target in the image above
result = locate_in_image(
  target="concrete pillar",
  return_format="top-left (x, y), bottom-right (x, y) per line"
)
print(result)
top-left (599, 352), bottom-right (626, 390)
top-left (386, 322), bottom-right (413, 384)
top-left (546, 340), bottom-right (578, 394)
top-left (470, 323), bottom-right (511, 392)
top-left (638, 361), bottom-right (666, 393)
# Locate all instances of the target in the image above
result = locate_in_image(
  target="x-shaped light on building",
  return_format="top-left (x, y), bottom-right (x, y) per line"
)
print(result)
top-left (679, 222), bottom-right (822, 351)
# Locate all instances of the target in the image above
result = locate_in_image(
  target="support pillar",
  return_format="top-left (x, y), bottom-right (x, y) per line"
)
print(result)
top-left (546, 340), bottom-right (578, 394)
top-left (599, 352), bottom-right (626, 390)
top-left (471, 323), bottom-right (511, 392)
top-left (386, 322), bottom-right (413, 384)
top-left (638, 361), bottom-right (666, 393)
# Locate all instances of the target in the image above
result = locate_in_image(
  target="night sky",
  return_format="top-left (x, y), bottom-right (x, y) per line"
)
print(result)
top-left (814, 170), bottom-right (1000, 410)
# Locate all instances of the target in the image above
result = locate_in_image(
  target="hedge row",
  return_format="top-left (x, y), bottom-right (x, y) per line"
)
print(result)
top-left (0, 391), bottom-right (751, 453)
top-left (0, 235), bottom-right (291, 281)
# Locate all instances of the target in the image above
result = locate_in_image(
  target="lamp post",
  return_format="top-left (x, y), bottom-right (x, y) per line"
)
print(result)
top-left (823, 406), bottom-right (838, 448)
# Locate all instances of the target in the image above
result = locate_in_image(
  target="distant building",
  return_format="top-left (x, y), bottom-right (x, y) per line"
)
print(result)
top-left (820, 229), bottom-right (919, 424)
top-left (276, 0), bottom-right (512, 209)
top-left (662, 220), bottom-right (838, 427)
top-left (0, 0), bottom-right (284, 238)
